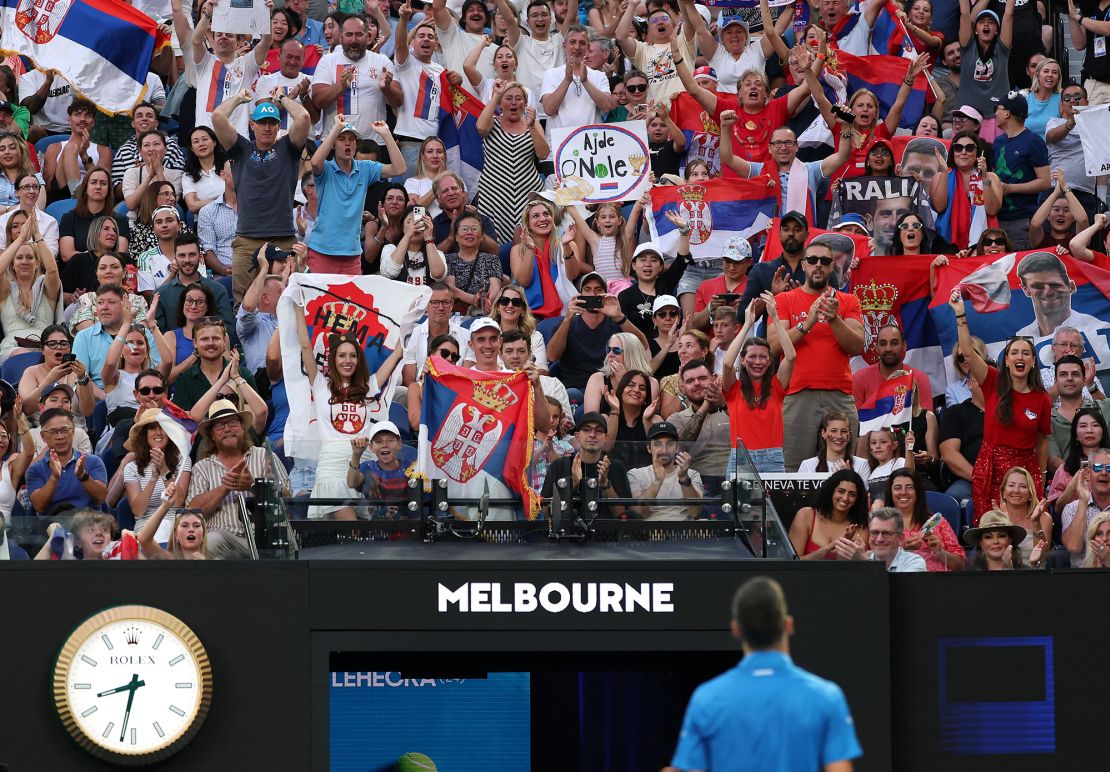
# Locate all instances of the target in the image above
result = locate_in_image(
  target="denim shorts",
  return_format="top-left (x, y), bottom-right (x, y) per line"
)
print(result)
top-left (727, 447), bottom-right (785, 477)
top-left (676, 259), bottom-right (722, 297)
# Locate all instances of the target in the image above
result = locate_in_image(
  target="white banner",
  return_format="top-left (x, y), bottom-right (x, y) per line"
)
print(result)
top-left (550, 120), bottom-right (652, 205)
top-left (211, 0), bottom-right (269, 35)
top-left (1074, 105), bottom-right (1110, 177)
top-left (277, 274), bottom-right (430, 459)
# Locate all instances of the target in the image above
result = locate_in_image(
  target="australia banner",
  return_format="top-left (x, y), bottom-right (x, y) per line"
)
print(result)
top-left (648, 176), bottom-right (777, 261)
top-left (930, 251), bottom-right (1110, 380)
top-left (277, 274), bottom-right (430, 459)
top-left (417, 357), bottom-right (540, 521)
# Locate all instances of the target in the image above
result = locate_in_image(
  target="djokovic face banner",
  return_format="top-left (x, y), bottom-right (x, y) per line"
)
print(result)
top-left (277, 274), bottom-right (430, 459)
top-left (837, 175), bottom-right (924, 256)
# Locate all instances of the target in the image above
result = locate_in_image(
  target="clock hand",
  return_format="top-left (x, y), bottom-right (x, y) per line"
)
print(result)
top-left (97, 682), bottom-right (136, 698)
top-left (118, 674), bottom-right (145, 743)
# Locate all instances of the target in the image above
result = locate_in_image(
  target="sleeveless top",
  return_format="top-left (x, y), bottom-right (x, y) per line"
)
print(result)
top-left (0, 459), bottom-right (16, 520)
top-left (803, 509), bottom-right (840, 561)
top-left (172, 327), bottom-right (195, 365)
top-left (56, 140), bottom-right (105, 178)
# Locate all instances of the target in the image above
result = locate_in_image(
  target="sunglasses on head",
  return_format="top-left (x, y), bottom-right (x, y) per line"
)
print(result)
top-left (137, 385), bottom-right (165, 396)
top-left (804, 255), bottom-right (833, 266)
top-left (606, 345), bottom-right (623, 355)
top-left (898, 221), bottom-right (924, 231)
top-left (981, 237), bottom-right (1006, 246)
top-left (437, 348), bottom-right (460, 362)
top-left (496, 296), bottom-right (525, 308)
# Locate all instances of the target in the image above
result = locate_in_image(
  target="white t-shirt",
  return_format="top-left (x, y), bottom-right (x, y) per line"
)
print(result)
top-left (627, 465), bottom-right (705, 520)
top-left (436, 21), bottom-right (495, 79)
top-left (18, 69), bottom-right (73, 132)
top-left (540, 65), bottom-right (610, 141)
top-left (181, 166), bottom-right (226, 205)
top-left (311, 372), bottom-right (382, 440)
top-left (136, 246), bottom-right (173, 293)
top-left (402, 317), bottom-right (472, 370)
top-left (403, 177), bottom-right (442, 218)
top-left (798, 455), bottom-right (872, 486)
top-left (393, 55), bottom-right (446, 140)
top-left (709, 41), bottom-right (768, 95)
top-left (515, 32), bottom-right (563, 114)
top-left (254, 71), bottom-right (307, 132)
top-left (0, 208), bottom-right (59, 255)
top-left (312, 49), bottom-right (392, 142)
top-left (194, 52), bottom-right (261, 135)
top-left (124, 456), bottom-right (193, 538)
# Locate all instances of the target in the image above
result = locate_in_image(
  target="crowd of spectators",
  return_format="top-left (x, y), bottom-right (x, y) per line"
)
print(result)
top-left (0, 0), bottom-right (1108, 569)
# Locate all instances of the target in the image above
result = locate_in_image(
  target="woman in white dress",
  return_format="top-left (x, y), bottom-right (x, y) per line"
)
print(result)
top-left (294, 320), bottom-right (405, 521)
top-left (0, 214), bottom-right (61, 362)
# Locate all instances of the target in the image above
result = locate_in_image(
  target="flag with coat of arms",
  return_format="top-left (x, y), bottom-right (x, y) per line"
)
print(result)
top-left (857, 371), bottom-right (916, 434)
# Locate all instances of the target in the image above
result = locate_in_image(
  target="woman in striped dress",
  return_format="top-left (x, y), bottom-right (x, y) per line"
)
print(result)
top-left (475, 79), bottom-right (548, 245)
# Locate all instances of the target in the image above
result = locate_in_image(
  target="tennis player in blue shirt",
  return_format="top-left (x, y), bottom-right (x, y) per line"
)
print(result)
top-left (669, 577), bottom-right (863, 772)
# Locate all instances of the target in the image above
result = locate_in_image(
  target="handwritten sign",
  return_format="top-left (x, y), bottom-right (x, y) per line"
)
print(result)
top-left (550, 121), bottom-right (651, 205)
top-left (211, 0), bottom-right (269, 35)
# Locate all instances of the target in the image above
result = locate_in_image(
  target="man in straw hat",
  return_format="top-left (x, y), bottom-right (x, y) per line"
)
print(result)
top-left (187, 399), bottom-right (290, 560)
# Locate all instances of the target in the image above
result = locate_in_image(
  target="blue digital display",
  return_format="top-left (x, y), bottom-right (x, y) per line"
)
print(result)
top-left (937, 636), bottom-right (1055, 755)
top-left (330, 671), bottom-right (531, 771)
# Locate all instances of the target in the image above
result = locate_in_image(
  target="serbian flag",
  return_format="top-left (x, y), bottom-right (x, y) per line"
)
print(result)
top-left (858, 371), bottom-right (916, 433)
top-left (930, 251), bottom-right (1110, 382)
top-left (417, 357), bottom-right (540, 521)
top-left (870, 0), bottom-right (917, 58)
top-left (0, 0), bottom-right (170, 114)
top-left (438, 73), bottom-right (485, 202)
top-left (648, 176), bottom-right (777, 262)
top-left (837, 50), bottom-right (929, 130)
top-left (851, 253), bottom-right (946, 394)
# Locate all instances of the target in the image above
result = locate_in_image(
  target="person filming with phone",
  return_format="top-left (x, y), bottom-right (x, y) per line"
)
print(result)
top-left (768, 240), bottom-right (865, 472)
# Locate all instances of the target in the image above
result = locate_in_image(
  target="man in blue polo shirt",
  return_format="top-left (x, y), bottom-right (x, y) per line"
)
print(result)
top-left (27, 408), bottom-right (108, 517)
top-left (991, 91), bottom-right (1050, 251)
top-left (307, 115), bottom-right (406, 275)
top-left (669, 577), bottom-right (862, 772)
top-left (72, 285), bottom-right (160, 390)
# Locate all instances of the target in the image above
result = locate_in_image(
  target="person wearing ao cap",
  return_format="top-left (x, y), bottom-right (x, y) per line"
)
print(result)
top-left (307, 116), bottom-right (405, 275)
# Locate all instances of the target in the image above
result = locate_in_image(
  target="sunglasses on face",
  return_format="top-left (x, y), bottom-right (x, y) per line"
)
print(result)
top-left (1091, 463), bottom-right (1109, 473)
top-left (981, 237), bottom-right (1006, 246)
top-left (606, 345), bottom-right (623, 355)
top-left (437, 348), bottom-right (460, 362)
top-left (496, 296), bottom-right (525, 308)
top-left (626, 83), bottom-right (647, 93)
top-left (137, 385), bottom-right (166, 396)
top-left (804, 255), bottom-right (833, 266)
top-left (655, 309), bottom-right (679, 318)
top-left (1062, 94), bottom-right (1084, 103)
top-left (898, 221), bottom-right (924, 231)
top-left (952, 143), bottom-right (978, 153)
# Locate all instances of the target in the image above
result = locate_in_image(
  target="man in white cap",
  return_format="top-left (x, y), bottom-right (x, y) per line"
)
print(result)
top-left (687, 0), bottom-right (791, 95)
top-left (307, 116), bottom-right (406, 275)
top-left (188, 399), bottom-right (291, 559)
top-left (347, 421), bottom-right (417, 520)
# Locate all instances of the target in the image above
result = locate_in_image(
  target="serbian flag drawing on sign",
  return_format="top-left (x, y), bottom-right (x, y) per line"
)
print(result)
top-left (837, 50), bottom-right (929, 130)
top-left (930, 250), bottom-right (1110, 381)
top-left (858, 371), bottom-right (916, 433)
top-left (850, 253), bottom-right (946, 394)
top-left (438, 73), bottom-right (485, 202)
top-left (0, 0), bottom-right (170, 114)
top-left (648, 176), bottom-right (776, 262)
top-left (417, 357), bottom-right (540, 521)
top-left (276, 274), bottom-right (430, 459)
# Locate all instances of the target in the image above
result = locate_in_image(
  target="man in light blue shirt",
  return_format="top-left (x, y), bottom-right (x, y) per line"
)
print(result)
top-left (72, 285), bottom-right (160, 389)
top-left (307, 117), bottom-right (406, 274)
top-left (237, 246), bottom-right (283, 373)
top-left (670, 577), bottom-right (863, 772)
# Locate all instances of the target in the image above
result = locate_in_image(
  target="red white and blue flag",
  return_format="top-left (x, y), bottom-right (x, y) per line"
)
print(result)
top-left (870, 0), bottom-right (917, 58)
top-left (0, 0), bottom-right (170, 114)
top-left (438, 74), bottom-right (485, 202)
top-left (858, 371), bottom-right (916, 433)
top-left (648, 176), bottom-right (777, 262)
top-left (837, 50), bottom-right (929, 130)
top-left (417, 358), bottom-right (540, 520)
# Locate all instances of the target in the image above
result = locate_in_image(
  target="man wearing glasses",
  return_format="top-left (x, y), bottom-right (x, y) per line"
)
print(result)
top-left (26, 408), bottom-right (108, 517)
top-left (835, 507), bottom-right (926, 571)
top-left (1015, 251), bottom-right (1101, 339)
top-left (1061, 448), bottom-right (1110, 560)
top-left (769, 241), bottom-right (866, 471)
top-left (401, 282), bottom-right (470, 387)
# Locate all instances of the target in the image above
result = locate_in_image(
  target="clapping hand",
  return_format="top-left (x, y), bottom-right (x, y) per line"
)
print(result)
top-left (221, 458), bottom-right (253, 492)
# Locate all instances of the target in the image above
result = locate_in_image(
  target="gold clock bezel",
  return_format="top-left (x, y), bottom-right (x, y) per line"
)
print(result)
top-left (52, 605), bottom-right (213, 765)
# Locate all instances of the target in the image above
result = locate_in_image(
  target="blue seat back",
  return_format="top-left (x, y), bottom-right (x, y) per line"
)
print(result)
top-left (45, 198), bottom-right (77, 225)
top-left (925, 490), bottom-right (964, 536)
top-left (0, 351), bottom-right (43, 386)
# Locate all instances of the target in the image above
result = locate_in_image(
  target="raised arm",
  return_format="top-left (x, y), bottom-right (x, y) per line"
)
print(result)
top-left (191, 0), bottom-right (216, 65)
top-left (1000, 0), bottom-right (1015, 48)
top-left (761, 0), bottom-right (794, 61)
top-left (671, 39), bottom-right (718, 114)
top-left (253, 0), bottom-right (275, 67)
top-left (212, 89), bottom-right (250, 150)
top-left (477, 80), bottom-right (505, 138)
top-left (615, 0), bottom-right (638, 58)
top-left (294, 302), bottom-right (319, 383)
top-left (1070, 213), bottom-right (1106, 264)
top-left (883, 54), bottom-right (931, 135)
top-left (394, 3), bottom-right (414, 65)
top-left (947, 291), bottom-right (988, 384)
top-left (137, 493), bottom-right (176, 560)
top-left (464, 36), bottom-right (492, 88)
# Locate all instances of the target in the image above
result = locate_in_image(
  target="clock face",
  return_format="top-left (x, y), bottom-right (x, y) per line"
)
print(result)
top-left (54, 606), bottom-right (212, 764)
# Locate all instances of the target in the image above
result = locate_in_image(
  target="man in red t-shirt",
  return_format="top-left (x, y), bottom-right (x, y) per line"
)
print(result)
top-left (852, 323), bottom-right (934, 456)
top-left (690, 235), bottom-right (751, 330)
top-left (768, 239), bottom-right (866, 471)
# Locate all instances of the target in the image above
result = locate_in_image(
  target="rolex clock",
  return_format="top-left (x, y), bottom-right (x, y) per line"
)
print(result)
top-left (53, 605), bottom-right (213, 765)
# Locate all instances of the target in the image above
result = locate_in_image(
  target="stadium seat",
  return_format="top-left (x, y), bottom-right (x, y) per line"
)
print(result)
top-left (964, 498), bottom-right (975, 527)
top-left (115, 201), bottom-right (129, 218)
top-left (925, 490), bottom-right (963, 536)
top-left (45, 198), bottom-right (77, 224)
top-left (216, 275), bottom-right (233, 302)
top-left (34, 133), bottom-right (68, 166)
top-left (0, 351), bottom-right (43, 386)
top-left (537, 316), bottom-right (563, 346)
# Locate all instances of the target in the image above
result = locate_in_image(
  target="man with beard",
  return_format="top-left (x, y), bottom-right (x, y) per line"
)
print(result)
top-left (628, 422), bottom-right (704, 520)
top-left (1061, 448), bottom-right (1110, 559)
top-left (434, 0), bottom-right (498, 78)
top-left (817, 0), bottom-right (886, 56)
top-left (935, 40), bottom-right (962, 130)
top-left (769, 241), bottom-right (865, 471)
top-left (668, 360), bottom-right (730, 494)
top-left (900, 137), bottom-right (949, 191)
top-left (255, 39), bottom-right (321, 128)
top-left (1015, 251), bottom-right (1101, 338)
top-left (739, 211), bottom-right (807, 315)
top-left (153, 233), bottom-right (234, 331)
top-left (171, 0), bottom-right (271, 135)
top-left (851, 323), bottom-right (934, 454)
top-left (311, 16), bottom-right (400, 147)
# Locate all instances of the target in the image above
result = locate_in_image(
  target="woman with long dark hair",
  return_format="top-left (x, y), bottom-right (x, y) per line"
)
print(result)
top-left (182, 126), bottom-right (227, 215)
top-left (583, 332), bottom-right (658, 415)
top-left (1049, 406), bottom-right (1108, 507)
top-left (798, 411), bottom-right (870, 481)
top-left (949, 290), bottom-right (1051, 524)
top-left (930, 131), bottom-right (1002, 252)
top-left (363, 183), bottom-right (409, 273)
top-left (123, 410), bottom-right (191, 538)
top-left (962, 510), bottom-right (1046, 570)
top-left (884, 468), bottom-right (966, 571)
top-left (164, 283), bottom-right (219, 383)
top-left (789, 469), bottom-right (869, 560)
top-left (603, 369), bottom-right (662, 471)
top-left (890, 211), bottom-right (934, 256)
top-left (722, 293), bottom-right (795, 474)
top-left (58, 168), bottom-right (126, 261)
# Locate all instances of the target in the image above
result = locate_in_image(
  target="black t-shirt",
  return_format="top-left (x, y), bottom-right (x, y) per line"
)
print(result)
top-left (648, 337), bottom-right (680, 379)
top-left (990, 0), bottom-right (1044, 87)
top-left (616, 258), bottom-right (688, 339)
top-left (541, 452), bottom-right (632, 518)
top-left (649, 140), bottom-right (682, 179)
top-left (1079, 0), bottom-right (1110, 82)
top-left (60, 251), bottom-right (99, 296)
top-left (59, 210), bottom-right (130, 255)
top-left (938, 399), bottom-right (985, 476)
top-left (557, 315), bottom-right (621, 392)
